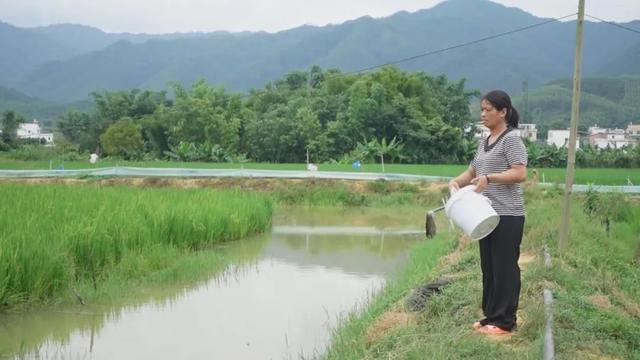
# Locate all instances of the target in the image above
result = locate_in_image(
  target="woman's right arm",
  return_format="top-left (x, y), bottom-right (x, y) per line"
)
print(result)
top-left (449, 166), bottom-right (476, 191)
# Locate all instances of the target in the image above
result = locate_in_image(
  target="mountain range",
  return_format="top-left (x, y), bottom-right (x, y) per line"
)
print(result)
top-left (1, 0), bottom-right (639, 119)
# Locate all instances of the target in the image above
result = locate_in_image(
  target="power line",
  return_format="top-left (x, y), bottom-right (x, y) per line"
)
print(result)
top-left (585, 14), bottom-right (640, 35)
top-left (238, 13), bottom-right (578, 99)
top-left (345, 13), bottom-right (578, 75)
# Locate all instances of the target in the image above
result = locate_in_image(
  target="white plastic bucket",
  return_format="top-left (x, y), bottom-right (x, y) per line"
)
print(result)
top-left (445, 185), bottom-right (500, 241)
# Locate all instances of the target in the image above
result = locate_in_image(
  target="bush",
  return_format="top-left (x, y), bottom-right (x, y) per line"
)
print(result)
top-left (367, 179), bottom-right (391, 194)
top-left (583, 186), bottom-right (633, 235)
top-left (100, 118), bottom-right (143, 158)
top-left (7, 145), bottom-right (56, 161)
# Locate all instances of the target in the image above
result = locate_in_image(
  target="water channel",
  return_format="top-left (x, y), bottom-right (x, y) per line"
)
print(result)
top-left (1, 206), bottom-right (428, 359)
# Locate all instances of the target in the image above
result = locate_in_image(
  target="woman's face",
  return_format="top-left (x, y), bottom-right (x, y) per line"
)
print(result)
top-left (480, 99), bottom-right (507, 130)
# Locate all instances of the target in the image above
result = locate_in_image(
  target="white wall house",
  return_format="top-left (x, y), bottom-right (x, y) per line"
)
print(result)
top-left (474, 122), bottom-right (490, 140)
top-left (474, 122), bottom-right (537, 142)
top-left (589, 125), bottom-right (631, 149)
top-left (627, 123), bottom-right (640, 144)
top-left (547, 129), bottom-right (579, 149)
top-left (17, 121), bottom-right (54, 144)
top-left (512, 123), bottom-right (537, 142)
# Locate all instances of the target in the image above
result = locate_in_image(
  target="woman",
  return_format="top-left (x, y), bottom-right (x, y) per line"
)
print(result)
top-left (449, 90), bottom-right (528, 335)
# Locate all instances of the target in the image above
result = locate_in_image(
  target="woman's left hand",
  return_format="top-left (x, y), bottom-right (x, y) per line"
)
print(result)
top-left (470, 175), bottom-right (489, 193)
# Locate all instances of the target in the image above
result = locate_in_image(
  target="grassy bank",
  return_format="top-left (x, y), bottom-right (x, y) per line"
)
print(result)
top-left (549, 193), bottom-right (640, 359)
top-left (0, 184), bottom-right (273, 309)
top-left (325, 231), bottom-right (459, 359)
top-left (325, 186), bottom-right (640, 359)
top-left (270, 179), bottom-right (448, 208)
top-left (1, 177), bottom-right (450, 208)
top-left (0, 158), bottom-right (638, 185)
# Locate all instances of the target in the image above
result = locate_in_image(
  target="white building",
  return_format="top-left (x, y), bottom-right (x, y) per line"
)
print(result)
top-left (512, 123), bottom-right (537, 142)
top-left (588, 125), bottom-right (607, 137)
top-left (474, 122), bottom-right (537, 142)
top-left (547, 129), bottom-right (579, 149)
top-left (17, 123), bottom-right (41, 138)
top-left (627, 123), bottom-right (640, 142)
top-left (17, 121), bottom-right (54, 144)
top-left (474, 122), bottom-right (490, 140)
top-left (588, 125), bottom-right (631, 149)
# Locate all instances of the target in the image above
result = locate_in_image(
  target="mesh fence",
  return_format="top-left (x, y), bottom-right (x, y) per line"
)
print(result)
top-left (0, 167), bottom-right (638, 193)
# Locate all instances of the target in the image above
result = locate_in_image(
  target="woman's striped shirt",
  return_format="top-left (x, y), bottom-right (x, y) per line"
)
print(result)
top-left (471, 128), bottom-right (528, 216)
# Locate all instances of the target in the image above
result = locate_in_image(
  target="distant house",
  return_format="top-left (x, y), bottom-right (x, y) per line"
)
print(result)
top-left (474, 122), bottom-right (490, 140)
top-left (17, 120), bottom-right (54, 145)
top-left (627, 123), bottom-right (640, 142)
top-left (588, 125), bottom-right (631, 149)
top-left (512, 123), bottom-right (537, 142)
top-left (474, 122), bottom-right (537, 142)
top-left (547, 129), bottom-right (579, 149)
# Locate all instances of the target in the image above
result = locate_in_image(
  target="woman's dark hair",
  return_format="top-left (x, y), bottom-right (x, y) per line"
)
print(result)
top-left (482, 90), bottom-right (520, 128)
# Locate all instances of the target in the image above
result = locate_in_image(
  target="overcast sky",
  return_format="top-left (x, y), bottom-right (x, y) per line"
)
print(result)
top-left (0, 0), bottom-right (638, 34)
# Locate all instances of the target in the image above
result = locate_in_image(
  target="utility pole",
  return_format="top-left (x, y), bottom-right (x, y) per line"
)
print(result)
top-left (559, 0), bottom-right (585, 252)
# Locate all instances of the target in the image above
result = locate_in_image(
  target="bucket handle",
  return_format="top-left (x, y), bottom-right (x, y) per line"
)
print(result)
top-left (449, 184), bottom-right (475, 195)
top-left (449, 185), bottom-right (493, 206)
top-left (450, 185), bottom-right (493, 206)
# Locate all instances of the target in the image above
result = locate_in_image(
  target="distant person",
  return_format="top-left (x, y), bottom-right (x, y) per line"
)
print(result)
top-left (449, 90), bottom-right (528, 335)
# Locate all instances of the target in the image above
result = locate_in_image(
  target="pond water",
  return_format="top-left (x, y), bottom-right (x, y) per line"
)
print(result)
top-left (1, 206), bottom-right (428, 359)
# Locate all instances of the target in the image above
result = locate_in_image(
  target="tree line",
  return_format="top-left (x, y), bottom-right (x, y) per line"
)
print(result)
top-left (2, 66), bottom-right (639, 168)
top-left (53, 66), bottom-right (479, 164)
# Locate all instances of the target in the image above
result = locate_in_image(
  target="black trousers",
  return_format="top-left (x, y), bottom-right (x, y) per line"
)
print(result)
top-left (478, 216), bottom-right (524, 331)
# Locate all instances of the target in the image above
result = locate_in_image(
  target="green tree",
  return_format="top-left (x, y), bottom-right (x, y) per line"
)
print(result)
top-left (100, 118), bottom-right (143, 158)
top-left (295, 106), bottom-right (327, 162)
top-left (309, 65), bottom-right (325, 89)
top-left (244, 104), bottom-right (294, 162)
top-left (373, 137), bottom-right (404, 172)
top-left (1, 110), bottom-right (25, 149)
top-left (92, 89), bottom-right (169, 124)
top-left (57, 110), bottom-right (100, 152)
top-left (46, 66), bottom-right (486, 165)
top-left (167, 80), bottom-right (241, 151)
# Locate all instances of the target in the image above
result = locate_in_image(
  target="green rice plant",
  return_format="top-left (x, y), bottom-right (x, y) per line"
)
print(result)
top-left (0, 184), bottom-right (272, 308)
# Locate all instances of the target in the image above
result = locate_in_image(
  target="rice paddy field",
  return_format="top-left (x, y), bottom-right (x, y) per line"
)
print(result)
top-left (0, 184), bottom-right (273, 309)
top-left (1, 177), bottom-right (638, 359)
top-left (0, 158), bottom-right (638, 185)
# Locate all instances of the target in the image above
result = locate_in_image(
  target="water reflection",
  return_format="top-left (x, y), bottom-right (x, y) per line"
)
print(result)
top-left (1, 206), bottom-right (426, 359)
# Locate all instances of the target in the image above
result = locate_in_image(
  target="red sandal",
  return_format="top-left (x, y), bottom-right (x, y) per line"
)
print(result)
top-left (478, 325), bottom-right (510, 335)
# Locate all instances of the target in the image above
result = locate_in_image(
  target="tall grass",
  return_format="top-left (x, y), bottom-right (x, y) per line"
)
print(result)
top-left (547, 195), bottom-right (640, 359)
top-left (272, 180), bottom-right (439, 207)
top-left (0, 184), bottom-right (272, 308)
